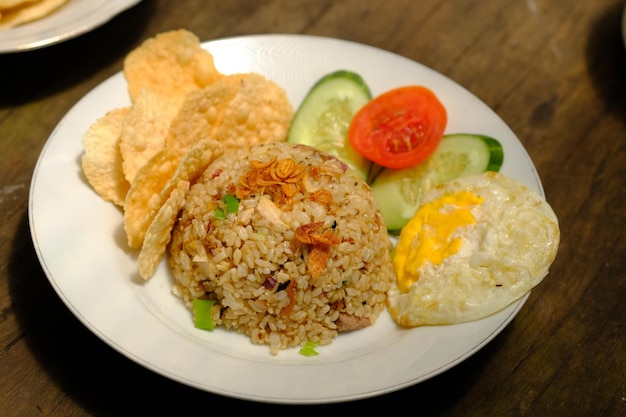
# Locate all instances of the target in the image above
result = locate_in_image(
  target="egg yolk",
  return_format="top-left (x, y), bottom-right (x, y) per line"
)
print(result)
top-left (393, 190), bottom-right (484, 292)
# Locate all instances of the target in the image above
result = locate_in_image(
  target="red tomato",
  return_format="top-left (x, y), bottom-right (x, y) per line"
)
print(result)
top-left (348, 86), bottom-right (447, 169)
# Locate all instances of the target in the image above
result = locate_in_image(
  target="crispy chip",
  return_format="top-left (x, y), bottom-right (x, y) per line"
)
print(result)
top-left (165, 73), bottom-right (293, 155)
top-left (138, 180), bottom-right (190, 280)
top-left (80, 29), bottom-right (295, 282)
top-left (123, 29), bottom-right (223, 104)
top-left (123, 149), bottom-right (179, 249)
top-left (211, 72), bottom-right (293, 149)
top-left (164, 74), bottom-right (242, 155)
top-left (119, 88), bottom-right (179, 183)
top-left (81, 107), bottom-right (131, 207)
top-left (0, 0), bottom-right (69, 30)
top-left (0, 0), bottom-right (33, 8)
top-left (123, 138), bottom-right (223, 249)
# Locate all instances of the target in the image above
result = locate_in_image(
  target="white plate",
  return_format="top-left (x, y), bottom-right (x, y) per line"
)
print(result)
top-left (29, 34), bottom-right (543, 404)
top-left (0, 0), bottom-right (141, 53)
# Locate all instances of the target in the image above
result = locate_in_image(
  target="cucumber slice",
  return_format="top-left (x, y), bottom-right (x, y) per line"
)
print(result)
top-left (432, 133), bottom-right (504, 178)
top-left (371, 133), bottom-right (504, 231)
top-left (288, 70), bottom-right (372, 179)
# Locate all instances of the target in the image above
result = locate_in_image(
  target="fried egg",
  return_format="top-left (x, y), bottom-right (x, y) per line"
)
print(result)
top-left (387, 171), bottom-right (560, 327)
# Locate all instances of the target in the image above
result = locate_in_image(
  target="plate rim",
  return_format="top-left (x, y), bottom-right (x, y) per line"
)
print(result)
top-left (0, 0), bottom-right (142, 53)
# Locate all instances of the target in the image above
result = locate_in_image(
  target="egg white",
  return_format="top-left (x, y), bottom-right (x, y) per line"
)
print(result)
top-left (387, 171), bottom-right (560, 327)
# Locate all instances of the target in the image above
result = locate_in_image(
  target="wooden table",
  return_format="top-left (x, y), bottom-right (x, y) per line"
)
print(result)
top-left (1, 0), bottom-right (625, 415)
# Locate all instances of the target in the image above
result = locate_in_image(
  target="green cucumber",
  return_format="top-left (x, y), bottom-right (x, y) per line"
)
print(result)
top-left (371, 133), bottom-right (504, 231)
top-left (288, 70), bottom-right (372, 179)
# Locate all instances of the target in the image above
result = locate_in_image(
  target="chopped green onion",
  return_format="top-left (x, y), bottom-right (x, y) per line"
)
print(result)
top-left (214, 195), bottom-right (238, 219)
top-left (214, 206), bottom-right (225, 220)
top-left (224, 194), bottom-right (239, 213)
top-left (193, 299), bottom-right (217, 330)
top-left (299, 341), bottom-right (319, 356)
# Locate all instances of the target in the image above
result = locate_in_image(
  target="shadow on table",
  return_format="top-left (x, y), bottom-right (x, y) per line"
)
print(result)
top-left (8, 208), bottom-right (516, 416)
top-left (584, 1), bottom-right (626, 124)
top-left (0, 0), bottom-right (153, 108)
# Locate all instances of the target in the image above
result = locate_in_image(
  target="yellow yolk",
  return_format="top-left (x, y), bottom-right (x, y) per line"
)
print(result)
top-left (393, 190), bottom-right (484, 292)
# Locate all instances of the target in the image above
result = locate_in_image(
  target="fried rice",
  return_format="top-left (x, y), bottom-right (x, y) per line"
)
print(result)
top-left (168, 141), bottom-right (394, 354)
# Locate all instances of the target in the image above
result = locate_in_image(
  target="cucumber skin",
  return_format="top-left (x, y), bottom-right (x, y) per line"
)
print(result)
top-left (372, 133), bottom-right (504, 231)
top-left (307, 70), bottom-right (372, 98)
top-left (435, 133), bottom-right (504, 176)
top-left (478, 135), bottom-right (504, 172)
top-left (287, 70), bottom-right (372, 179)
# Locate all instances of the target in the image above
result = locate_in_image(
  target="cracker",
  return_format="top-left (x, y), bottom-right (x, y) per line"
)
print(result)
top-left (123, 149), bottom-right (179, 249)
top-left (81, 107), bottom-right (131, 207)
top-left (119, 88), bottom-right (179, 183)
top-left (164, 74), bottom-right (241, 155)
top-left (0, 0), bottom-right (69, 30)
top-left (165, 73), bottom-right (293, 155)
top-left (123, 29), bottom-right (223, 105)
top-left (123, 138), bottom-right (223, 249)
top-left (138, 180), bottom-right (190, 280)
top-left (211, 72), bottom-right (293, 149)
top-left (0, 0), bottom-right (34, 8)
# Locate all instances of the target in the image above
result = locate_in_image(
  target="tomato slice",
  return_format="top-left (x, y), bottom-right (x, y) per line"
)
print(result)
top-left (348, 86), bottom-right (447, 169)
